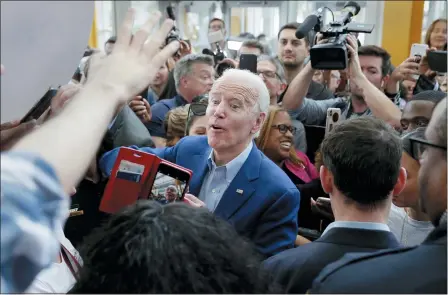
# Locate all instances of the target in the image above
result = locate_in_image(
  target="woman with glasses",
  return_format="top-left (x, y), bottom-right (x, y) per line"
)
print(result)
top-left (185, 96), bottom-right (208, 136)
top-left (256, 106), bottom-right (319, 231)
top-left (388, 128), bottom-right (435, 246)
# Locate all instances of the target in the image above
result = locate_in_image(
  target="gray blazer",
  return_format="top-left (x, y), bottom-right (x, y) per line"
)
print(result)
top-left (109, 105), bottom-right (155, 148)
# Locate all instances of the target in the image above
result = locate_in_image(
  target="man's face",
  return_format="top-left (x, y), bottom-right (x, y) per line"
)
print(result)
top-left (104, 42), bottom-right (115, 55)
top-left (257, 60), bottom-right (283, 101)
top-left (418, 100), bottom-right (447, 224)
top-left (209, 20), bottom-right (226, 36)
top-left (238, 46), bottom-right (262, 58)
top-left (152, 64), bottom-right (169, 87)
top-left (351, 55), bottom-right (386, 96)
top-left (206, 76), bottom-right (264, 152)
top-left (165, 187), bottom-right (177, 202)
top-left (401, 100), bottom-right (435, 132)
top-left (182, 63), bottom-right (215, 101)
top-left (277, 29), bottom-right (309, 67)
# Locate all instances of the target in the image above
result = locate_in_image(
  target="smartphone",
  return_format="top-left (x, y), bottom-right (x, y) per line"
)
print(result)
top-left (427, 50), bottom-right (447, 73)
top-left (238, 54), bottom-right (257, 74)
top-left (149, 162), bottom-right (192, 204)
top-left (20, 87), bottom-right (58, 123)
top-left (410, 43), bottom-right (429, 80)
top-left (325, 108), bottom-right (341, 135)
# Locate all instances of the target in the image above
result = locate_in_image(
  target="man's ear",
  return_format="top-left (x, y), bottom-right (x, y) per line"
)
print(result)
top-left (320, 165), bottom-right (333, 194)
top-left (392, 167), bottom-right (407, 196)
top-left (277, 83), bottom-right (287, 96)
top-left (252, 112), bottom-right (266, 134)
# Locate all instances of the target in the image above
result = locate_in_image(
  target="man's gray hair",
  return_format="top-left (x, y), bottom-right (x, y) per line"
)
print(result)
top-left (257, 55), bottom-right (286, 83)
top-left (174, 54), bottom-right (214, 92)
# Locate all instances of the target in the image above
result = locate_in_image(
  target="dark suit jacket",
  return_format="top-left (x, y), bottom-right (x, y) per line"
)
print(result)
top-left (263, 227), bottom-right (400, 293)
top-left (310, 222), bottom-right (447, 294)
top-left (99, 136), bottom-right (301, 258)
top-left (109, 105), bottom-right (155, 148)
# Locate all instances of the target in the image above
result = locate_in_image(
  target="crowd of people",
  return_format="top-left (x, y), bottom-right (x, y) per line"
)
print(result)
top-left (1, 8), bottom-right (447, 294)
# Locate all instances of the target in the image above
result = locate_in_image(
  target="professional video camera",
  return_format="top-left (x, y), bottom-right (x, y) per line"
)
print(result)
top-left (296, 1), bottom-right (374, 70)
top-left (202, 30), bottom-right (233, 77)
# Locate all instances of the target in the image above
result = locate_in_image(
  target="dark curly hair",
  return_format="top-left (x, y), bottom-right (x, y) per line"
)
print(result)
top-left (69, 201), bottom-right (279, 294)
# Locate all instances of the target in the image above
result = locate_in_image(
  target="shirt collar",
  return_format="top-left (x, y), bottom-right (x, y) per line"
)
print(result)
top-left (175, 95), bottom-right (188, 106)
top-left (322, 221), bottom-right (390, 236)
top-left (207, 141), bottom-right (253, 183)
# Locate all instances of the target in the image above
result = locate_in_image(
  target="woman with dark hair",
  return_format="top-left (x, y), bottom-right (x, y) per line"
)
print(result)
top-left (256, 106), bottom-right (322, 232)
top-left (69, 201), bottom-right (279, 294)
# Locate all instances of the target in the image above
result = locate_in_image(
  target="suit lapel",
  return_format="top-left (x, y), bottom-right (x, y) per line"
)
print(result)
top-left (188, 149), bottom-right (211, 196)
top-left (214, 145), bottom-right (261, 220)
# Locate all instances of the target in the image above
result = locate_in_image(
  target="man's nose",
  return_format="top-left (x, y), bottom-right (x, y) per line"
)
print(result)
top-left (213, 102), bottom-right (226, 118)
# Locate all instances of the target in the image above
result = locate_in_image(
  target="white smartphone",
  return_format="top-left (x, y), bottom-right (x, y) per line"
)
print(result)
top-left (410, 43), bottom-right (429, 80)
top-left (325, 108), bottom-right (341, 136)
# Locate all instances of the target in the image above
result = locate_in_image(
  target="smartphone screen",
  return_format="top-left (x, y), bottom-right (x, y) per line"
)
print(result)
top-left (238, 54), bottom-right (257, 74)
top-left (149, 163), bottom-right (189, 204)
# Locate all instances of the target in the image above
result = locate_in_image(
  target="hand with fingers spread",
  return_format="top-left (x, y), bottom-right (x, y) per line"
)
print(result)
top-left (86, 9), bottom-right (180, 104)
top-left (129, 96), bottom-right (151, 123)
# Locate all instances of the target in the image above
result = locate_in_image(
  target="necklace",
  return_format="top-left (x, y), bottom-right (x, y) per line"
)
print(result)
top-left (400, 208), bottom-right (409, 246)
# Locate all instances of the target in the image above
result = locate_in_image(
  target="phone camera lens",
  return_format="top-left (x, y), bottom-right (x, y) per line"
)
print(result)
top-left (332, 112), bottom-right (339, 122)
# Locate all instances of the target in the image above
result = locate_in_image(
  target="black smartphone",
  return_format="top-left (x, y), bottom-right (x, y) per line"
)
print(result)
top-left (238, 54), bottom-right (257, 74)
top-left (148, 162), bottom-right (192, 204)
top-left (20, 87), bottom-right (58, 123)
top-left (167, 5), bottom-right (176, 20)
top-left (427, 50), bottom-right (447, 73)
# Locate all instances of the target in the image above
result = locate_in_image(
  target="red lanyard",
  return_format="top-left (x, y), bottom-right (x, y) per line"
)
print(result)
top-left (60, 244), bottom-right (81, 280)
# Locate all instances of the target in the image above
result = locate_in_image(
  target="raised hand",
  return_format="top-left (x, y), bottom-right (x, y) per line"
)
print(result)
top-left (85, 9), bottom-right (180, 104)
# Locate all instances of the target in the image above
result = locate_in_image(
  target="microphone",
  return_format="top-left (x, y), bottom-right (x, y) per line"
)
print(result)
top-left (339, 1), bottom-right (361, 25)
top-left (202, 48), bottom-right (214, 56)
top-left (295, 14), bottom-right (320, 40)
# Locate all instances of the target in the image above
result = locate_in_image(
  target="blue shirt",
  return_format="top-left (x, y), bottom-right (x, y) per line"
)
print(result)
top-left (1, 152), bottom-right (68, 293)
top-left (322, 221), bottom-right (390, 237)
top-left (145, 95), bottom-right (188, 138)
top-left (199, 141), bottom-right (253, 212)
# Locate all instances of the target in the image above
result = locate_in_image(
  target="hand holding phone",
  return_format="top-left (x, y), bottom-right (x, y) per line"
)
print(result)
top-left (20, 87), bottom-right (59, 123)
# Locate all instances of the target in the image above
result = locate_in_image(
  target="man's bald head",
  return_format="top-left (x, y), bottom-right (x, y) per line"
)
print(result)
top-left (211, 69), bottom-right (270, 115)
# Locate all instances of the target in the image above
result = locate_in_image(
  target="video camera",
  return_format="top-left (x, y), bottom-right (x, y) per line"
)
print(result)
top-left (296, 1), bottom-right (374, 70)
top-left (203, 30), bottom-right (233, 77)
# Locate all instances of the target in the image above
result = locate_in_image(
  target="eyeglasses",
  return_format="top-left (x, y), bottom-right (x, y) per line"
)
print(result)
top-left (257, 70), bottom-right (278, 80)
top-left (185, 99), bottom-right (208, 136)
top-left (409, 137), bottom-right (447, 160)
top-left (272, 124), bottom-right (297, 135)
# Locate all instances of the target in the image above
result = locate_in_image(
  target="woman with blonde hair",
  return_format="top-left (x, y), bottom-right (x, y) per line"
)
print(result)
top-left (424, 18), bottom-right (447, 50)
top-left (256, 105), bottom-right (320, 230)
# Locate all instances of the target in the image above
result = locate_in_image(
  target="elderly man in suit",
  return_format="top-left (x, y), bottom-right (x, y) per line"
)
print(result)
top-left (309, 98), bottom-right (447, 294)
top-left (100, 68), bottom-right (301, 258)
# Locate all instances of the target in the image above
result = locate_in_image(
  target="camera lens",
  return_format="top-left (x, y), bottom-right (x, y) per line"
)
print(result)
top-left (332, 112), bottom-right (339, 122)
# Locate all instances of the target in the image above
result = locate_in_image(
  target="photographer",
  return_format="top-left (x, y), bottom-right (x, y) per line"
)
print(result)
top-left (282, 35), bottom-right (402, 128)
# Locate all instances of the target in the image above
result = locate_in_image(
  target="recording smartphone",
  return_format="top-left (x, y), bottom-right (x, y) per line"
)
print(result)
top-left (325, 108), bottom-right (341, 135)
top-left (148, 162), bottom-right (192, 204)
top-left (20, 87), bottom-right (58, 123)
top-left (410, 43), bottom-right (429, 80)
top-left (238, 54), bottom-right (257, 74)
top-left (427, 50), bottom-right (447, 73)
top-left (166, 5), bottom-right (176, 20)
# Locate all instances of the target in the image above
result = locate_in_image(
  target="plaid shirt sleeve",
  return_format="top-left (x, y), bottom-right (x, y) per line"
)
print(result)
top-left (1, 152), bottom-right (69, 293)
